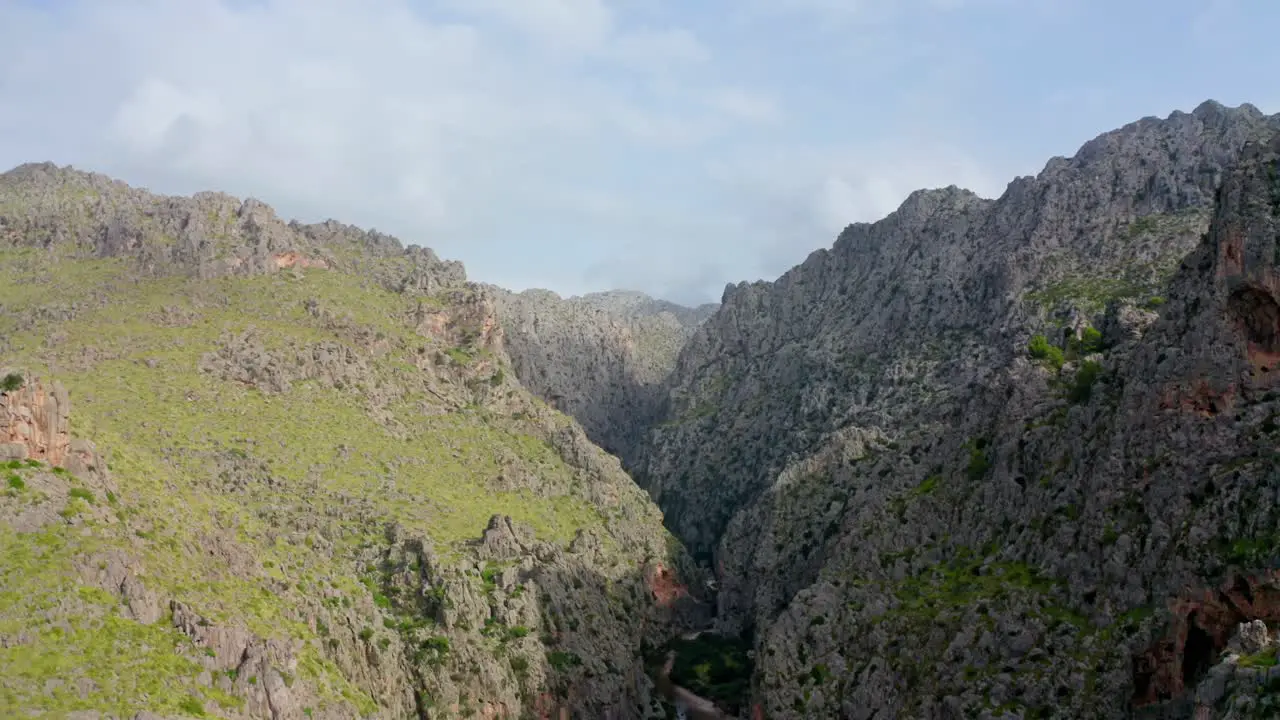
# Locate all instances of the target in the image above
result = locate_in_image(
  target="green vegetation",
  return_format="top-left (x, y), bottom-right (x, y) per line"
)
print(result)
top-left (1268, 160), bottom-right (1280, 216)
top-left (68, 487), bottom-right (94, 504)
top-left (966, 439), bottom-right (991, 482)
top-left (1078, 327), bottom-right (1105, 354)
top-left (882, 550), bottom-right (1061, 627)
top-left (1126, 215), bottom-right (1159, 237)
top-left (1068, 361), bottom-right (1103, 404)
top-left (1027, 335), bottom-right (1064, 370)
top-left (914, 474), bottom-right (940, 496)
top-left (1238, 649), bottom-right (1279, 669)
top-left (546, 650), bottom-right (583, 672)
top-left (0, 241), bottom-right (665, 717)
top-left (177, 696), bottom-right (206, 716)
top-left (0, 526), bottom-right (241, 717)
top-left (1026, 276), bottom-right (1151, 313)
top-left (0, 373), bottom-right (23, 392)
top-left (1214, 533), bottom-right (1280, 568)
top-left (655, 635), bottom-right (753, 714)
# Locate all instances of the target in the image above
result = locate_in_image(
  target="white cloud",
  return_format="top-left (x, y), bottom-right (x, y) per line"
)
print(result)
top-left (707, 88), bottom-right (781, 124)
top-left (444, 0), bottom-right (614, 52)
top-left (0, 0), bottom-right (1005, 304)
top-left (694, 140), bottom-right (1001, 285)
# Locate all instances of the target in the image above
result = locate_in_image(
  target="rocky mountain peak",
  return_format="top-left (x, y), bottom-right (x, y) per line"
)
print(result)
top-left (622, 99), bottom-right (1280, 718)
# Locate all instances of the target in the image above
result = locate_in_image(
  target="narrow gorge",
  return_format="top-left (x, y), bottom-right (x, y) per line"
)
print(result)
top-left (3, 99), bottom-right (1280, 719)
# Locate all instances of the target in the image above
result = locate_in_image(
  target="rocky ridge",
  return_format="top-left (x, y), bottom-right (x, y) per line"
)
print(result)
top-left (492, 287), bottom-right (716, 468)
top-left (0, 163), bottom-right (710, 719)
top-left (622, 101), bottom-right (1280, 717)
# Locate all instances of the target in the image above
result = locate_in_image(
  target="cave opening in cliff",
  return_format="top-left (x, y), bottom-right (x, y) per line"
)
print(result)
top-left (1228, 286), bottom-right (1280, 355)
top-left (1181, 612), bottom-right (1216, 688)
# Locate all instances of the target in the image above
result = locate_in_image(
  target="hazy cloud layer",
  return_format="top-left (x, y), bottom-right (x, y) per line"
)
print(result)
top-left (1, 0), bottom-right (1277, 303)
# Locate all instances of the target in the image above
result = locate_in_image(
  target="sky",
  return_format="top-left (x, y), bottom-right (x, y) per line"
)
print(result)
top-left (1, 0), bottom-right (1277, 305)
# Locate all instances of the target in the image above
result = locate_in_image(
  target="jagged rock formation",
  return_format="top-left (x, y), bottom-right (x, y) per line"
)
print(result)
top-left (625, 100), bottom-right (1280, 717)
top-left (0, 165), bottom-right (711, 719)
top-left (492, 288), bottom-right (715, 467)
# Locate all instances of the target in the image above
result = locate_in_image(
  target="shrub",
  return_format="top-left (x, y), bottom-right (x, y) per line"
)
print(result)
top-left (1027, 335), bottom-right (1064, 369)
top-left (546, 650), bottom-right (582, 671)
top-left (1127, 215), bottom-right (1158, 237)
top-left (358, 627), bottom-right (374, 642)
top-left (966, 445), bottom-right (990, 483)
top-left (1068, 361), bottom-right (1103, 404)
top-left (68, 487), bottom-right (95, 504)
top-left (0, 373), bottom-right (23, 392)
top-left (6, 473), bottom-right (25, 490)
top-left (1079, 326), bottom-right (1105, 354)
top-left (177, 696), bottom-right (206, 716)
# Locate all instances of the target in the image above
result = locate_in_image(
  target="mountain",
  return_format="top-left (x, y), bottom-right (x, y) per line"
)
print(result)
top-left (5, 97), bottom-right (1280, 720)
top-left (491, 287), bottom-right (716, 469)
top-left (626, 100), bottom-right (1280, 718)
top-left (0, 162), bottom-right (711, 719)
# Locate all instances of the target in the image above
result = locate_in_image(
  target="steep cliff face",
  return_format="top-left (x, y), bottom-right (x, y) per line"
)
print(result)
top-left (0, 165), bottom-right (709, 719)
top-left (493, 288), bottom-right (716, 468)
top-left (630, 101), bottom-right (1280, 717)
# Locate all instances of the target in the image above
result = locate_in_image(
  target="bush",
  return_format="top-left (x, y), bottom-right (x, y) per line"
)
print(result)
top-left (966, 443), bottom-right (990, 483)
top-left (546, 650), bottom-right (582, 671)
top-left (68, 487), bottom-right (95, 503)
top-left (0, 373), bottom-right (23, 392)
top-left (1079, 326), bottom-right (1105, 354)
top-left (177, 696), bottom-right (206, 716)
top-left (1127, 215), bottom-right (1159, 237)
top-left (1027, 335), bottom-right (1064, 369)
top-left (7, 473), bottom-right (24, 490)
top-left (1068, 361), bottom-right (1103, 404)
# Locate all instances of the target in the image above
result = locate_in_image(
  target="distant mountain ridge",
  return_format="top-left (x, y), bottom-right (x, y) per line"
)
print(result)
top-left (490, 285), bottom-right (717, 468)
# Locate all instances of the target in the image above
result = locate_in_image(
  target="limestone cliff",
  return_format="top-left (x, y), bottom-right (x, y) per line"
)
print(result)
top-left (492, 287), bottom-right (715, 468)
top-left (628, 101), bottom-right (1280, 717)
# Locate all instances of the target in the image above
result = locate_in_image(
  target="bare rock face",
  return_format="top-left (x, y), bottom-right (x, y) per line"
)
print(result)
top-left (622, 101), bottom-right (1280, 717)
top-left (0, 372), bottom-right (105, 479)
top-left (492, 288), bottom-right (716, 467)
top-left (0, 373), bottom-right (71, 464)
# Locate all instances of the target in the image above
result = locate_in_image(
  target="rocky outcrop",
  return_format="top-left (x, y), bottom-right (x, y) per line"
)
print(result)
top-left (493, 288), bottom-right (715, 466)
top-left (0, 162), bottom-right (465, 293)
top-left (0, 372), bottom-right (71, 464)
top-left (0, 371), bottom-right (103, 478)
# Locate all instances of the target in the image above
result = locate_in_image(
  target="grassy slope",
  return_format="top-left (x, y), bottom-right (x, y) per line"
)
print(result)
top-left (0, 246), bottom-right (639, 718)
